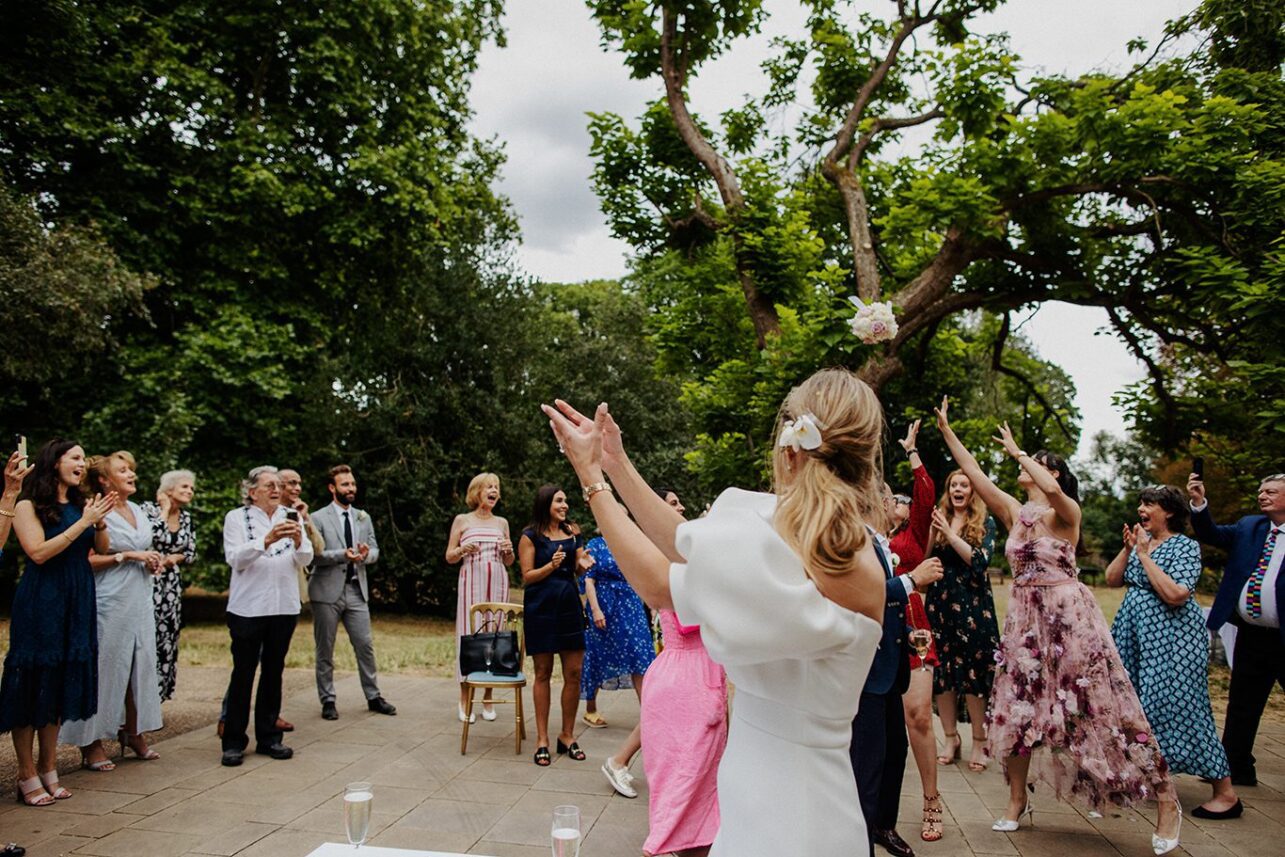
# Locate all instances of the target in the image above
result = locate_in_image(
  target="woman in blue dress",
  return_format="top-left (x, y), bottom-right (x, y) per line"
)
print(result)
top-left (1107, 484), bottom-right (1241, 820)
top-left (518, 484), bottom-right (590, 766)
top-left (1, 440), bottom-right (115, 805)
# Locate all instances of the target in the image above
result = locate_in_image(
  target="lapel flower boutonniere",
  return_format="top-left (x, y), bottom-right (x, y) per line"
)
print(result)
top-left (889, 552), bottom-right (901, 569)
top-left (357, 510), bottom-right (369, 523)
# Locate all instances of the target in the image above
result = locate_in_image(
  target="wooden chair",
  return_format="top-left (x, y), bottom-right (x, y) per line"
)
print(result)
top-left (461, 601), bottom-right (526, 755)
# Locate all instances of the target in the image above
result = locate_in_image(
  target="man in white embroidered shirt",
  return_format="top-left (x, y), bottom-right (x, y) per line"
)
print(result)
top-left (220, 465), bottom-right (312, 766)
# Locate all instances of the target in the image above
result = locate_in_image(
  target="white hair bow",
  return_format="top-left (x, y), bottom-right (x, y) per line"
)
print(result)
top-left (778, 413), bottom-right (823, 452)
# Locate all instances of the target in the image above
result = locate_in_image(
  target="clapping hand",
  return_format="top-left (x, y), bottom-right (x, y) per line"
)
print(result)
top-left (4, 450), bottom-right (33, 497)
top-left (899, 419), bottom-right (921, 454)
top-left (992, 422), bottom-right (1023, 458)
top-left (1121, 523), bottom-right (1137, 551)
top-left (345, 547), bottom-right (363, 562)
top-left (357, 542), bottom-right (370, 560)
top-left (84, 492), bottom-right (119, 525)
top-left (1132, 524), bottom-right (1153, 557)
top-left (542, 400), bottom-right (607, 482)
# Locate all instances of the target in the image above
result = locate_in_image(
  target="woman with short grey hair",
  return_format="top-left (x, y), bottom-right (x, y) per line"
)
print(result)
top-left (143, 469), bottom-right (197, 701)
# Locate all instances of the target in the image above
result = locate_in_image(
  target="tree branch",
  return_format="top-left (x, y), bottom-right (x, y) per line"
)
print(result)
top-left (1105, 305), bottom-right (1180, 438)
top-left (848, 107), bottom-right (944, 170)
top-left (992, 312), bottom-right (1077, 444)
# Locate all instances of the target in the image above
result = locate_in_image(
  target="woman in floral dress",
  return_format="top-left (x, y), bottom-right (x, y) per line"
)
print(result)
top-left (143, 470), bottom-right (196, 702)
top-left (934, 397), bottom-right (1182, 855)
top-left (923, 468), bottom-right (999, 773)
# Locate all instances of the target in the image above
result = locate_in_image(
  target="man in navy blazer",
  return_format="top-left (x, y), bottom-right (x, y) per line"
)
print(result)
top-left (1188, 472), bottom-right (1285, 787)
top-left (851, 535), bottom-right (943, 857)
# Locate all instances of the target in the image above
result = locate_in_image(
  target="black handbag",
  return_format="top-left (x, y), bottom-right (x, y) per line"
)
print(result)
top-left (459, 629), bottom-right (521, 677)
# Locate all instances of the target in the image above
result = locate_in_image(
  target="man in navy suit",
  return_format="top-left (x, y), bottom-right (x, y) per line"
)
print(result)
top-left (1188, 472), bottom-right (1285, 787)
top-left (851, 535), bottom-right (943, 857)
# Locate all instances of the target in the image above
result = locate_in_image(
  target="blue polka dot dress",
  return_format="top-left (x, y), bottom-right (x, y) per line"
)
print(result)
top-left (580, 537), bottom-right (655, 698)
top-left (1111, 533), bottom-right (1230, 779)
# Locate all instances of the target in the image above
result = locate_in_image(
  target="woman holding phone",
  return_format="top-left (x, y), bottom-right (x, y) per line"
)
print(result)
top-left (518, 485), bottom-right (590, 766)
top-left (1, 440), bottom-right (115, 805)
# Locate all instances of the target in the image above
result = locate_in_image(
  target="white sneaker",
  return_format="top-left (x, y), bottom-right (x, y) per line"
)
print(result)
top-left (602, 758), bottom-right (637, 798)
top-left (457, 705), bottom-right (475, 724)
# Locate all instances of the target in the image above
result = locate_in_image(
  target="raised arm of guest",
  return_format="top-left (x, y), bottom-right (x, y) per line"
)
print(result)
top-left (933, 396), bottom-right (1022, 530)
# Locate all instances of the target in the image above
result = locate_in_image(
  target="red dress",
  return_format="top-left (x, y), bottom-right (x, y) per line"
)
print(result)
top-left (888, 464), bottom-right (939, 668)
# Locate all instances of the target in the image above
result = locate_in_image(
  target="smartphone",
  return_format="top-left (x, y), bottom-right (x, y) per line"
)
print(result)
top-left (14, 434), bottom-right (26, 467)
top-left (285, 509), bottom-right (300, 522)
top-left (1192, 457), bottom-right (1204, 480)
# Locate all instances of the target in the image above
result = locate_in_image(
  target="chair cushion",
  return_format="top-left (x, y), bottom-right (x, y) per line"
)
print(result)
top-left (465, 671), bottom-right (526, 684)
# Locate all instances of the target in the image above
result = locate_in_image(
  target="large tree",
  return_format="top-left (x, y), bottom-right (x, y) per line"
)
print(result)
top-left (588, 0), bottom-right (1285, 482)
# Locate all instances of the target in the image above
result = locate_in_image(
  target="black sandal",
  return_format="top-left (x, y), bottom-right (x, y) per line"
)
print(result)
top-left (533, 746), bottom-right (551, 767)
top-left (556, 738), bottom-right (586, 761)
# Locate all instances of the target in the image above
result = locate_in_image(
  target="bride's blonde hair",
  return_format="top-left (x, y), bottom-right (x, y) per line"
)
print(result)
top-left (772, 368), bottom-right (885, 581)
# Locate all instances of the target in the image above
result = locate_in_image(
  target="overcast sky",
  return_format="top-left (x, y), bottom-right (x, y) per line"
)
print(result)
top-left (470, 0), bottom-right (1198, 456)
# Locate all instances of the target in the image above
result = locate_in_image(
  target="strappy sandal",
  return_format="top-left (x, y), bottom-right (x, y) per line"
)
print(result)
top-left (556, 738), bottom-right (586, 761)
top-left (14, 777), bottom-right (53, 807)
top-left (968, 735), bottom-right (988, 773)
top-left (37, 771), bottom-right (70, 800)
top-left (118, 730), bottom-right (160, 760)
top-left (80, 753), bottom-right (115, 772)
top-left (922, 794), bottom-right (944, 842)
top-left (533, 746), bottom-right (552, 767)
top-left (937, 732), bottom-right (961, 766)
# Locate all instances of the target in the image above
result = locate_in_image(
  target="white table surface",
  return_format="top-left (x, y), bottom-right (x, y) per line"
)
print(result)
top-left (306, 844), bottom-right (495, 857)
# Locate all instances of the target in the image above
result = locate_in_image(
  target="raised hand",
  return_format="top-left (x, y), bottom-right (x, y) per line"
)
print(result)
top-left (992, 421), bottom-right (1023, 458)
top-left (4, 450), bottom-right (33, 497)
top-left (1132, 524), bottom-right (1153, 556)
top-left (157, 491), bottom-right (173, 517)
top-left (930, 506), bottom-right (951, 534)
top-left (933, 395), bottom-right (950, 432)
top-left (1121, 523), bottom-right (1136, 550)
top-left (84, 492), bottom-right (118, 525)
top-left (899, 419), bottom-right (921, 454)
top-left (542, 400), bottom-right (606, 481)
top-left (1186, 472), bottom-right (1205, 507)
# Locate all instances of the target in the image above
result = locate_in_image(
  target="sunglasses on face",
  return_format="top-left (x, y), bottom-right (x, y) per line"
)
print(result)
top-left (893, 495), bottom-right (912, 506)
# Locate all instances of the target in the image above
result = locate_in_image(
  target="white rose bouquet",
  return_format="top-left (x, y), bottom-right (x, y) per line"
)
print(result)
top-left (848, 296), bottom-right (899, 344)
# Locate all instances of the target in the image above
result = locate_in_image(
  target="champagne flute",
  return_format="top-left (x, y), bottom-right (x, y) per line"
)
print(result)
top-left (551, 804), bottom-right (581, 857)
top-left (344, 782), bottom-right (373, 847)
top-left (908, 629), bottom-right (933, 671)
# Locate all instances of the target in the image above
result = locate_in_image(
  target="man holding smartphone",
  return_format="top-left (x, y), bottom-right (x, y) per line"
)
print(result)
top-left (219, 465), bottom-right (312, 766)
top-left (308, 465), bottom-right (395, 719)
top-left (1189, 468), bottom-right (1285, 790)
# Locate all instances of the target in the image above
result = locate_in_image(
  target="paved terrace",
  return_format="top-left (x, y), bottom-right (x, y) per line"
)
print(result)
top-left (1, 671), bottom-right (1281, 857)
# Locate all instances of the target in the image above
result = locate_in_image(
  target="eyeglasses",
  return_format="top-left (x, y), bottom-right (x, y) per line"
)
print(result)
top-left (893, 495), bottom-right (912, 506)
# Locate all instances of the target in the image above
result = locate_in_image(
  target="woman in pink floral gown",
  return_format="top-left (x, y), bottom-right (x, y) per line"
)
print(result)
top-left (934, 398), bottom-right (1182, 855)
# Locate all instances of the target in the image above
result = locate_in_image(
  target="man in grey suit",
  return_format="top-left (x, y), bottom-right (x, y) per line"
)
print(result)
top-left (309, 465), bottom-right (396, 719)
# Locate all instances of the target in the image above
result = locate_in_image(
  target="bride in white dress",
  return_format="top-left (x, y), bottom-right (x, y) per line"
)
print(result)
top-left (544, 368), bottom-right (888, 857)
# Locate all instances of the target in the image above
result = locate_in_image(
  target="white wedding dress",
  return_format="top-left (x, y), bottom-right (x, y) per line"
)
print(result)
top-left (669, 488), bottom-right (881, 856)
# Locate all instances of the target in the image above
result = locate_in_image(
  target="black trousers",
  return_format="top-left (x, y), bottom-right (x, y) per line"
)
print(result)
top-left (851, 689), bottom-right (909, 852)
top-left (223, 612), bottom-right (297, 751)
top-left (1224, 623), bottom-right (1285, 780)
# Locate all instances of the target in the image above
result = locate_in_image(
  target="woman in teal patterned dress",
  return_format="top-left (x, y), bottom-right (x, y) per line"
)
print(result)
top-left (1107, 484), bottom-right (1241, 820)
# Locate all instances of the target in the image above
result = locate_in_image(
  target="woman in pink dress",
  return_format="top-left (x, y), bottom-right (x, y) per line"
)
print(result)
top-left (445, 472), bottom-right (514, 723)
top-left (934, 397), bottom-right (1182, 856)
top-left (640, 610), bottom-right (727, 857)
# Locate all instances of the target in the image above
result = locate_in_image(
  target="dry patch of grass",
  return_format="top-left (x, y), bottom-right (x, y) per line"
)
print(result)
top-left (177, 613), bottom-right (460, 677)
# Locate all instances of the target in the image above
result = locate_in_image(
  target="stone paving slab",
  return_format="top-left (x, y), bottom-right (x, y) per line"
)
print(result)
top-left (1, 671), bottom-right (1281, 857)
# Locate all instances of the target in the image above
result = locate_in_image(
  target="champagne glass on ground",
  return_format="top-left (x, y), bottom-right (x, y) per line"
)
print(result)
top-left (908, 629), bottom-right (933, 671)
top-left (551, 804), bottom-right (581, 857)
top-left (345, 782), bottom-right (373, 847)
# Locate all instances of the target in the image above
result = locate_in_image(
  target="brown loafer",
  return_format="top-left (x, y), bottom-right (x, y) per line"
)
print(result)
top-left (275, 717), bottom-right (295, 732)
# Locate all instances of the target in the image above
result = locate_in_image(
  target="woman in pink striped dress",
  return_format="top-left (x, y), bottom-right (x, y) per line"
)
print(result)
top-left (446, 472), bottom-right (514, 723)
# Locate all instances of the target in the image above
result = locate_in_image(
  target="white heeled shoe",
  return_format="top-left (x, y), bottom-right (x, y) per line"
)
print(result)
top-left (481, 704), bottom-right (497, 722)
top-left (992, 801), bottom-right (1034, 832)
top-left (1152, 799), bottom-right (1182, 856)
top-left (457, 704), bottom-right (475, 724)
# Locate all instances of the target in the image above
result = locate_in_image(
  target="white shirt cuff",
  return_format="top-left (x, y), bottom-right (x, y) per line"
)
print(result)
top-left (1190, 500), bottom-right (1208, 512)
top-left (900, 575), bottom-right (915, 596)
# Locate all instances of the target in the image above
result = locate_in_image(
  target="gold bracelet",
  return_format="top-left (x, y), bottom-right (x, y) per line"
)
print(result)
top-left (583, 481), bottom-right (613, 503)
top-left (0, 508), bottom-right (15, 518)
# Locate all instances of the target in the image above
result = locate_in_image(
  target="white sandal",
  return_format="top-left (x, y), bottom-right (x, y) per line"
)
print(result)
top-left (15, 776), bottom-right (53, 806)
top-left (38, 771), bottom-right (71, 800)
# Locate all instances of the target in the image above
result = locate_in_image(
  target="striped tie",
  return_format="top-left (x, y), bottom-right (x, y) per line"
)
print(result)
top-left (1247, 525), bottom-right (1281, 619)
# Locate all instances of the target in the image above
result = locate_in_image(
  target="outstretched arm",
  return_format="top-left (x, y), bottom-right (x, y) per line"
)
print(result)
top-left (934, 397), bottom-right (1021, 530)
top-left (543, 401), bottom-right (674, 610)
top-left (993, 422), bottom-right (1081, 536)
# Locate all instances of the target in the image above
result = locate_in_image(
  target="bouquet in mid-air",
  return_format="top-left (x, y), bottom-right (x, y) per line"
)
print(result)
top-left (848, 296), bottom-right (899, 345)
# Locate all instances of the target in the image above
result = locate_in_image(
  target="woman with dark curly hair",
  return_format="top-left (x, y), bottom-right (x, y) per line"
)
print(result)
top-left (1108, 484), bottom-right (1240, 820)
